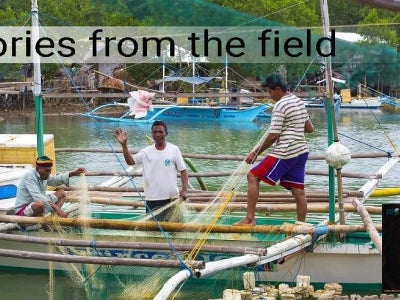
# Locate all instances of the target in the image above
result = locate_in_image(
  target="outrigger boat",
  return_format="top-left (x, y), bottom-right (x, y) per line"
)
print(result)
top-left (80, 69), bottom-right (270, 124)
top-left (0, 130), bottom-right (397, 298)
top-left (80, 98), bottom-right (269, 123)
top-left (0, 154), bottom-right (394, 297)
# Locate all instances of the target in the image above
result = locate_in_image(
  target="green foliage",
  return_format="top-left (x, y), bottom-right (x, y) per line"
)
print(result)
top-left (357, 8), bottom-right (399, 46)
top-left (0, 0), bottom-right (398, 92)
top-left (211, 0), bottom-right (320, 27)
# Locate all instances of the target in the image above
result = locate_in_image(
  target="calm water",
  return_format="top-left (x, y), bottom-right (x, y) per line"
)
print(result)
top-left (2, 109), bottom-right (399, 190)
top-left (1, 108), bottom-right (399, 299)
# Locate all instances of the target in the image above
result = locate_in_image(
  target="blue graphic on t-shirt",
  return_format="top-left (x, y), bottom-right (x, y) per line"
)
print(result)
top-left (164, 159), bottom-right (171, 166)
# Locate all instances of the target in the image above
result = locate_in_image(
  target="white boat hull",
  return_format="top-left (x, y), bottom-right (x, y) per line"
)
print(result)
top-left (0, 229), bottom-right (381, 287)
top-left (0, 165), bottom-right (32, 212)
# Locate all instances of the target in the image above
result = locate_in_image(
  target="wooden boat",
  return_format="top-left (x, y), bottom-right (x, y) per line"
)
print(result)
top-left (303, 87), bottom-right (383, 110)
top-left (80, 65), bottom-right (271, 123)
top-left (0, 134), bottom-right (55, 212)
top-left (301, 82), bottom-right (390, 111)
top-left (1, 143), bottom-right (397, 297)
top-left (380, 96), bottom-right (400, 112)
top-left (304, 97), bottom-right (382, 110)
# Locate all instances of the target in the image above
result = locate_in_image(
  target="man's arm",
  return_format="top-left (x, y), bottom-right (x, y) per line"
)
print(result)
top-left (304, 119), bottom-right (314, 133)
top-left (115, 128), bottom-right (135, 165)
top-left (49, 202), bottom-right (67, 218)
top-left (179, 169), bottom-right (189, 200)
top-left (245, 133), bottom-right (280, 164)
top-left (68, 167), bottom-right (86, 177)
top-left (121, 142), bottom-right (135, 165)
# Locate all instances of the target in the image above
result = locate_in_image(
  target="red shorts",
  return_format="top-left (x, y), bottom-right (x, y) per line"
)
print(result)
top-left (250, 152), bottom-right (309, 190)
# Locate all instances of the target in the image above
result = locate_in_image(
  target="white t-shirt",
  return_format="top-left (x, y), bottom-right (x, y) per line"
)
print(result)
top-left (133, 143), bottom-right (187, 201)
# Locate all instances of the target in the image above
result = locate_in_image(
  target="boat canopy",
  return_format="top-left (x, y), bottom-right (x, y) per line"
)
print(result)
top-left (156, 76), bottom-right (215, 85)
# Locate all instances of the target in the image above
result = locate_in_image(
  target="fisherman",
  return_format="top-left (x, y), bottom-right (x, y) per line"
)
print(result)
top-left (234, 74), bottom-right (314, 226)
top-left (115, 120), bottom-right (189, 221)
top-left (13, 155), bottom-right (85, 218)
top-left (333, 91), bottom-right (341, 105)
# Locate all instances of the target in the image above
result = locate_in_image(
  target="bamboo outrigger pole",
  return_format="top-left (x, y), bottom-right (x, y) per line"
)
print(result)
top-left (0, 215), bottom-right (381, 234)
top-left (63, 196), bottom-right (382, 214)
top-left (0, 248), bottom-right (204, 269)
top-left (155, 235), bottom-right (312, 300)
top-left (56, 147), bottom-right (394, 160)
top-left (0, 233), bottom-right (265, 255)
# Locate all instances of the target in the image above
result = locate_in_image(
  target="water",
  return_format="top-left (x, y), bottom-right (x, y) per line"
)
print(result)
top-left (0, 109), bottom-right (399, 299)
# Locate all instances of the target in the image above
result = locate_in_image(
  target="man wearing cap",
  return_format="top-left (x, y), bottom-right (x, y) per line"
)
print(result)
top-left (13, 155), bottom-right (86, 218)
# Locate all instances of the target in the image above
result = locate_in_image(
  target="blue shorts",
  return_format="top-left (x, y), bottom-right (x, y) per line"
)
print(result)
top-left (250, 152), bottom-right (309, 190)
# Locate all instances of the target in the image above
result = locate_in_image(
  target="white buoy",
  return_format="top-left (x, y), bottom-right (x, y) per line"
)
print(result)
top-left (325, 141), bottom-right (351, 169)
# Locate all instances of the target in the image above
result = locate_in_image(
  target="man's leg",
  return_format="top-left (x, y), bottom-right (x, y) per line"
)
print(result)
top-left (53, 189), bottom-right (67, 209)
top-left (234, 172), bottom-right (259, 226)
top-left (291, 187), bottom-right (307, 222)
top-left (20, 201), bottom-right (45, 217)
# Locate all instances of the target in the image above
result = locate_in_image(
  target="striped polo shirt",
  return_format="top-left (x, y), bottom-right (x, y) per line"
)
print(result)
top-left (268, 93), bottom-right (310, 159)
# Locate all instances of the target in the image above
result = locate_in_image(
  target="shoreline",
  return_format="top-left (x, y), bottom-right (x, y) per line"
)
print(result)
top-left (0, 102), bottom-right (93, 117)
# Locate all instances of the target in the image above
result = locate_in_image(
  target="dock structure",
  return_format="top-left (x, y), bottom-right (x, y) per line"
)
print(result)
top-left (0, 80), bottom-right (326, 111)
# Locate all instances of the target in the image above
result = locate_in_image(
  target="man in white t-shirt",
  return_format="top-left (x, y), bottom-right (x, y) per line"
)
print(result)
top-left (115, 121), bottom-right (188, 221)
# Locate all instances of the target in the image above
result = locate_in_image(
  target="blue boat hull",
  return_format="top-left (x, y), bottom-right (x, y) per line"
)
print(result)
top-left (81, 103), bottom-right (269, 123)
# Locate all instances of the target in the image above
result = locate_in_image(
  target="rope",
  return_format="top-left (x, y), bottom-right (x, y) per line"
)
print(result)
top-left (185, 160), bottom-right (251, 267)
top-left (339, 132), bottom-right (395, 155)
top-left (184, 122), bottom-right (269, 267)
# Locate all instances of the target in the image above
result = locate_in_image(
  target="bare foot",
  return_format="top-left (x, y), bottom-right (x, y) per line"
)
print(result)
top-left (233, 217), bottom-right (255, 226)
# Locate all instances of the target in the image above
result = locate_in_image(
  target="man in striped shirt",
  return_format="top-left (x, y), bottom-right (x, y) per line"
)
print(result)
top-left (235, 74), bottom-right (314, 226)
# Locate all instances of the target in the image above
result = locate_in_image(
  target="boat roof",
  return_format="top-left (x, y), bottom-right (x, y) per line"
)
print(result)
top-left (156, 76), bottom-right (215, 85)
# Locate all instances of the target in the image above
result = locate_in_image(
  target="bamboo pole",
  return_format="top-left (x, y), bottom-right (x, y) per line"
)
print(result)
top-left (306, 170), bottom-right (376, 179)
top-left (358, 156), bottom-right (400, 200)
top-left (352, 199), bottom-right (382, 255)
top-left (55, 148), bottom-right (396, 161)
top-left (66, 187), bottom-right (360, 199)
top-left (0, 248), bottom-right (204, 269)
top-left (337, 169), bottom-right (345, 225)
top-left (187, 191), bottom-right (339, 197)
top-left (186, 190), bottom-right (364, 198)
top-left (67, 196), bottom-right (144, 207)
top-left (85, 171), bottom-right (235, 178)
top-left (191, 198), bottom-right (333, 203)
top-left (188, 203), bottom-right (382, 214)
top-left (0, 232), bottom-right (265, 255)
top-left (64, 196), bottom-right (381, 214)
top-left (83, 170), bottom-right (376, 179)
top-left (0, 215), bottom-right (381, 234)
top-left (188, 196), bottom-right (332, 202)
top-left (65, 185), bottom-right (144, 193)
